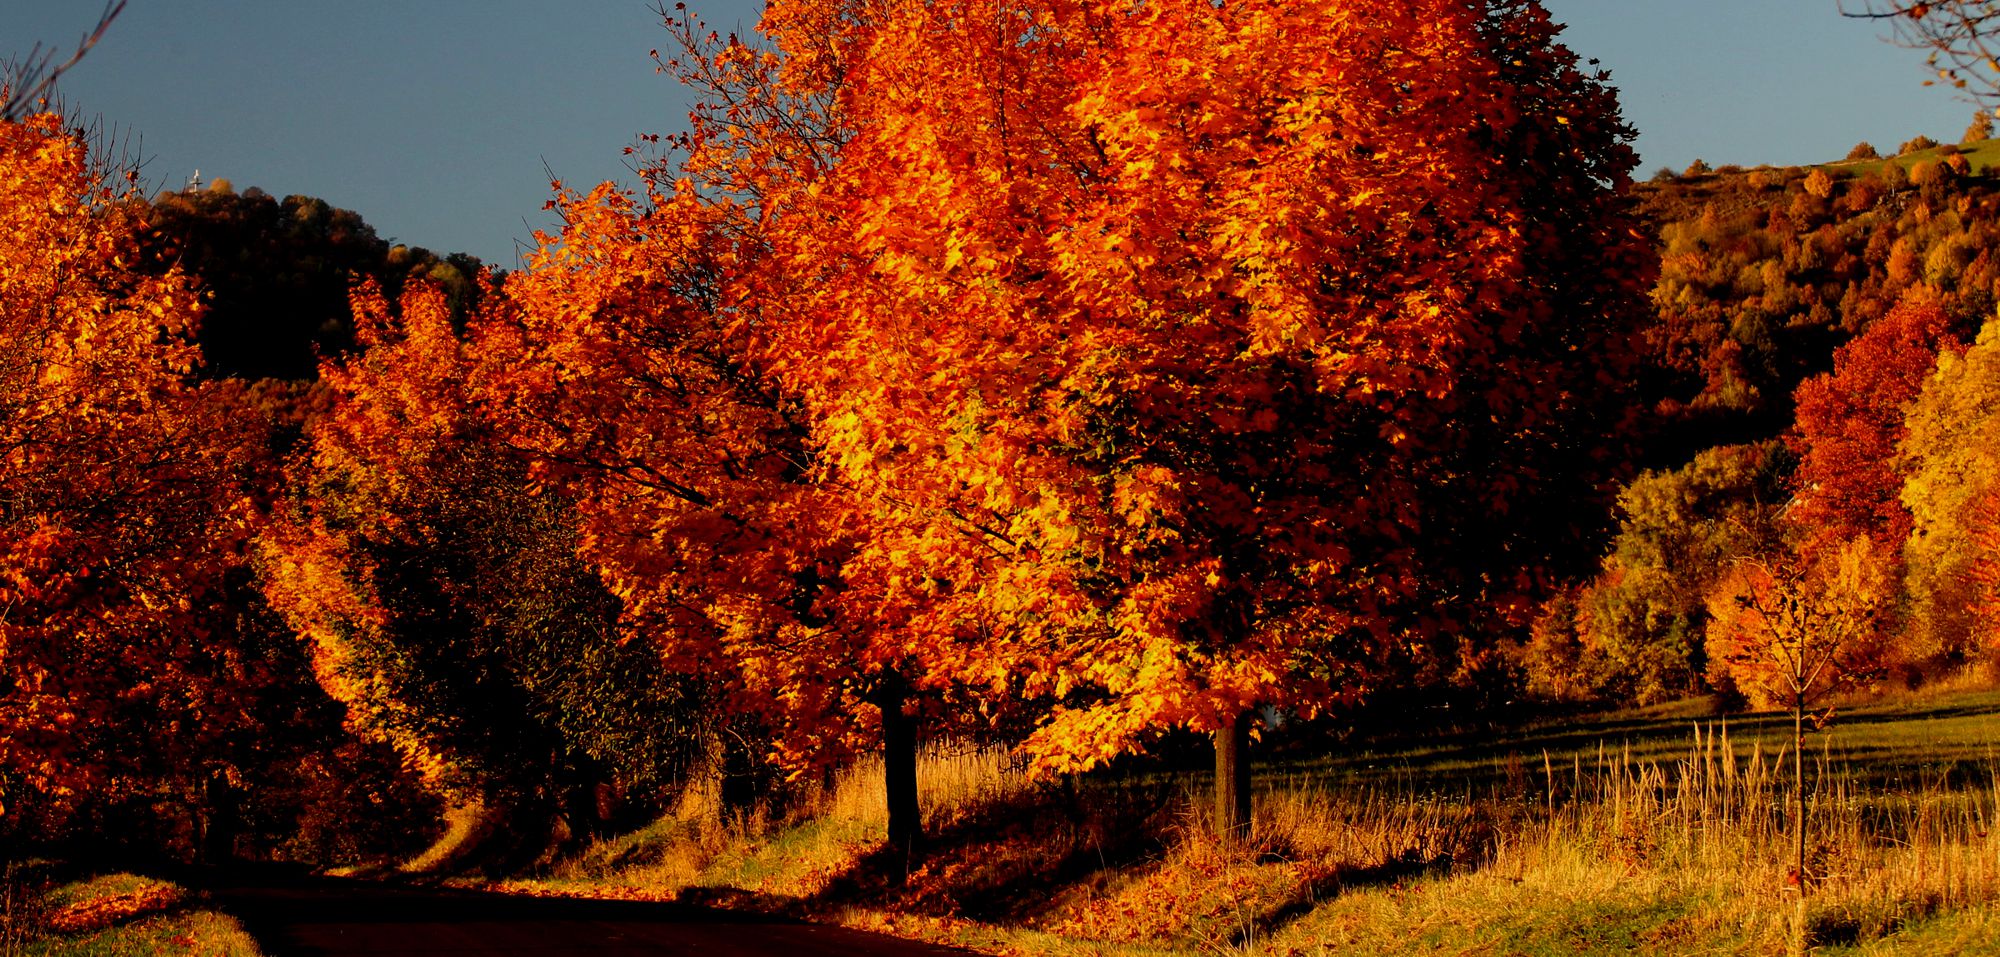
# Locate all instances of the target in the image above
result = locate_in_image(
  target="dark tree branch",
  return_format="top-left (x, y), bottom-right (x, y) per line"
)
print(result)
top-left (1842, 1), bottom-right (2000, 103)
top-left (1, 2), bottom-right (128, 122)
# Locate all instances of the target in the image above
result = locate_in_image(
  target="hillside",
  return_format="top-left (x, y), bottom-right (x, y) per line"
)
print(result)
top-left (1514, 143), bottom-right (2000, 710)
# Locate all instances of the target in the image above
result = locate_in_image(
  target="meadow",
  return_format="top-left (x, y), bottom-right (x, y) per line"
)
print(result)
top-left (436, 685), bottom-right (2000, 955)
top-left (1823, 137), bottom-right (2000, 178)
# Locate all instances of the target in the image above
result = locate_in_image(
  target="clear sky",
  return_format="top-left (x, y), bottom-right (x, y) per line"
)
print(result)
top-left (7, 1), bottom-right (1983, 267)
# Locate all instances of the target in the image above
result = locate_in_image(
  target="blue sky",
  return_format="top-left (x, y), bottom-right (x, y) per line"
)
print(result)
top-left (8, 1), bottom-right (1982, 266)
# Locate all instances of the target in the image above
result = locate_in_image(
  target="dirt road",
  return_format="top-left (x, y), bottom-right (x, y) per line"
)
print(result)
top-left (207, 875), bottom-right (980, 956)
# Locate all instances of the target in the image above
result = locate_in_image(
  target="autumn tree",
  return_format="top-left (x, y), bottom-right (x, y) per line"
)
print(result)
top-left (1789, 286), bottom-right (1968, 554)
top-left (1526, 442), bottom-right (1789, 704)
top-left (1968, 485), bottom-right (2000, 654)
top-left (258, 284), bottom-right (704, 865)
top-left (1706, 538), bottom-right (1891, 889)
top-left (720, 0), bottom-right (1653, 840)
top-left (1966, 109), bottom-right (1995, 142)
top-left (465, 2), bottom-right (1052, 857)
top-left (455, 164), bottom-right (950, 841)
top-left (0, 111), bottom-right (342, 858)
top-left (1898, 314), bottom-right (2000, 664)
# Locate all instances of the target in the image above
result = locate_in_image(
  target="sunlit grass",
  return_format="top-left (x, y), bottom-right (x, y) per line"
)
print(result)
top-left (1823, 137), bottom-right (2000, 178)
top-left (497, 688), bottom-right (2000, 955)
top-left (21, 911), bottom-right (261, 957)
top-left (3, 871), bottom-right (261, 957)
top-left (1254, 730), bottom-right (2000, 955)
top-left (487, 742), bottom-right (1036, 904)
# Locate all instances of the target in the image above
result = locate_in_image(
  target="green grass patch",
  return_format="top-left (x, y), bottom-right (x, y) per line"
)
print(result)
top-left (37, 875), bottom-right (170, 916)
top-left (1817, 904), bottom-right (2000, 955)
top-left (22, 910), bottom-right (261, 957)
top-left (3, 871), bottom-right (262, 957)
top-left (690, 816), bottom-right (879, 896)
top-left (1823, 138), bottom-right (2000, 178)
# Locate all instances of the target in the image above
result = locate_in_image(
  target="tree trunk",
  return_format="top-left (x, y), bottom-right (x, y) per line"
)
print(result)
top-left (1792, 693), bottom-right (1808, 957)
top-left (199, 771), bottom-right (239, 865)
top-left (1214, 710), bottom-right (1253, 842)
top-left (877, 672), bottom-right (922, 860)
top-left (1794, 695), bottom-right (1806, 888)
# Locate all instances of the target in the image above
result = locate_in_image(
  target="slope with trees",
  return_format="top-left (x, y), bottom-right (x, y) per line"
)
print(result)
top-left (134, 183), bottom-right (483, 380)
top-left (1532, 152), bottom-right (2000, 703)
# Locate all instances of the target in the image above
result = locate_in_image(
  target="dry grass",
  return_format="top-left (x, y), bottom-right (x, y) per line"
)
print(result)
top-left (1246, 724), bottom-right (2000, 955)
top-left (492, 742), bottom-right (1040, 904)
top-left (817, 742), bottom-right (1037, 828)
top-left (506, 692), bottom-right (2000, 955)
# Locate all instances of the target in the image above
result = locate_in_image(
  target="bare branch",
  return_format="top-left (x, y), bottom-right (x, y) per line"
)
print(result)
top-left (1843, 0), bottom-right (2000, 104)
top-left (1, 1), bottom-right (129, 123)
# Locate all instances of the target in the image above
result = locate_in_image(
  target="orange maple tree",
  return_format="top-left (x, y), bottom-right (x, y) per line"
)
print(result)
top-left (258, 282), bottom-right (703, 855)
top-left (1969, 485), bottom-right (2000, 654)
top-left (1705, 538), bottom-right (1892, 884)
top-left (721, 0), bottom-right (1653, 834)
top-left (468, 178), bottom-right (902, 802)
top-left (480, 0), bottom-right (1650, 849)
top-left (0, 113), bottom-right (275, 840)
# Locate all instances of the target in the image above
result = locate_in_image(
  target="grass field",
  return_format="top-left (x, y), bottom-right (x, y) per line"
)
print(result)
top-left (2, 867), bottom-right (262, 957)
top-left (1822, 137), bottom-right (2000, 178)
top-left (501, 686), bottom-right (2000, 955)
top-left (1291, 688), bottom-right (2000, 794)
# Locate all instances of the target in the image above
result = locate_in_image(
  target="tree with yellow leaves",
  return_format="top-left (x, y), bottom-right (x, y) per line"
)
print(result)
top-left (1899, 315), bottom-right (2000, 664)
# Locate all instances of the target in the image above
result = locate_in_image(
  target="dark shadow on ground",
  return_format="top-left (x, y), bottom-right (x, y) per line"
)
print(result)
top-left (802, 778), bottom-right (1180, 926)
top-left (189, 864), bottom-right (980, 956)
top-left (1230, 848), bottom-right (1457, 948)
top-left (1284, 693), bottom-right (2000, 795)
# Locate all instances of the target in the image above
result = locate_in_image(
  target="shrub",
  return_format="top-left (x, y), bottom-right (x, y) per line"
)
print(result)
top-left (1900, 134), bottom-right (1940, 156)
top-left (1848, 141), bottom-right (1880, 161)
top-left (1843, 177), bottom-right (1883, 212)
top-left (1965, 111), bottom-right (1993, 144)
top-left (1911, 158), bottom-right (1954, 190)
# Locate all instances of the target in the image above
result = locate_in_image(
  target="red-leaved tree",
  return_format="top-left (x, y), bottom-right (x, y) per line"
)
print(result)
top-left (1790, 286), bottom-right (1968, 554)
